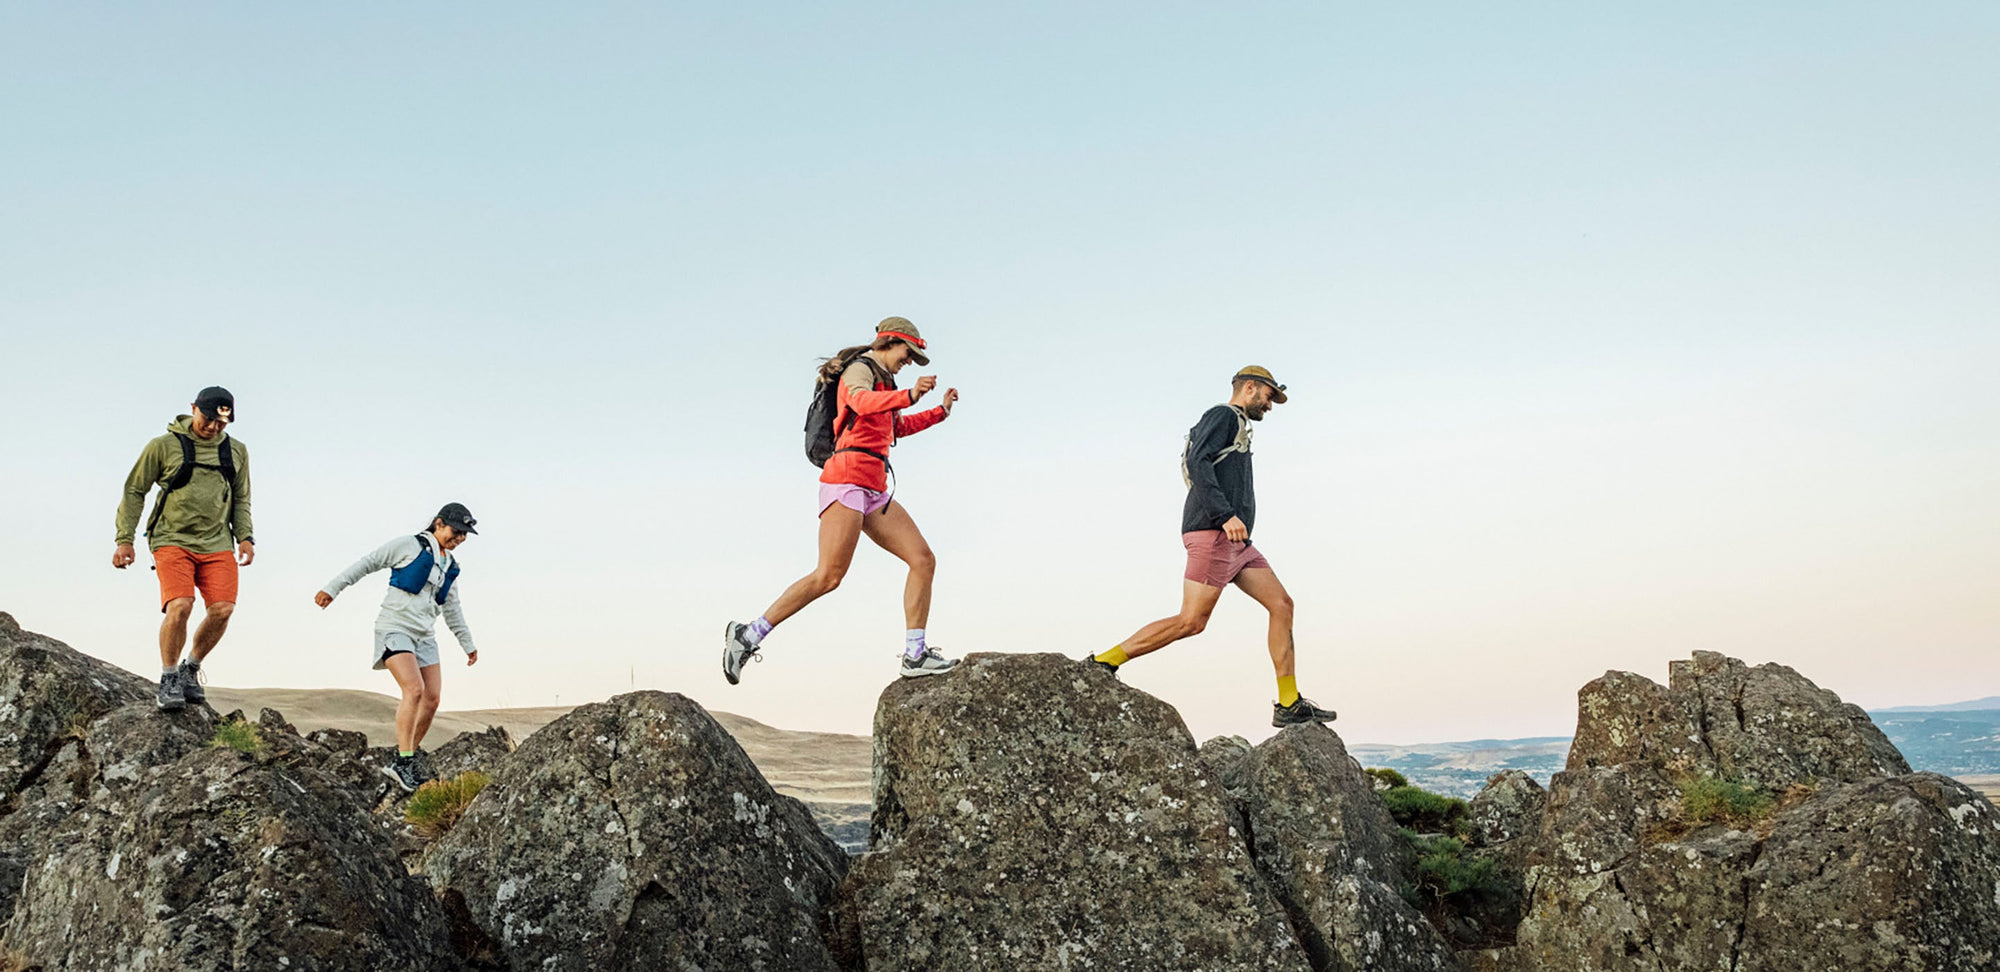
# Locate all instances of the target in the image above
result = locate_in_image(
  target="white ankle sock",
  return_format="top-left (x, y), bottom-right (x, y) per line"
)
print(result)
top-left (905, 629), bottom-right (926, 660)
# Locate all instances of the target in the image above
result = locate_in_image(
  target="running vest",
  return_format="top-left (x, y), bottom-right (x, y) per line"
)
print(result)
top-left (1181, 405), bottom-right (1252, 488)
top-left (387, 534), bottom-right (460, 605)
top-left (145, 432), bottom-right (238, 539)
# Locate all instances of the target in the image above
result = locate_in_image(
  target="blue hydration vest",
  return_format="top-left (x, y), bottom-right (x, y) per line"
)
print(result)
top-left (387, 533), bottom-right (460, 605)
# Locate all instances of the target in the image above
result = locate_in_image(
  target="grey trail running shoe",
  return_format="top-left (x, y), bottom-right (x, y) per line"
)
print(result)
top-left (1272, 697), bottom-right (1338, 727)
top-left (155, 670), bottom-right (186, 712)
top-left (1081, 652), bottom-right (1120, 678)
top-left (899, 646), bottom-right (959, 679)
top-left (722, 622), bottom-right (762, 685)
top-left (177, 658), bottom-right (206, 705)
top-left (382, 756), bottom-right (422, 793)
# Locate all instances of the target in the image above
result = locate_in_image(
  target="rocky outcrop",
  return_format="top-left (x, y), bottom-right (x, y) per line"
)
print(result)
top-left (425, 690), bottom-right (849, 972)
top-left (1221, 726), bottom-right (1461, 972)
top-left (1487, 651), bottom-right (2000, 972)
top-left (0, 633), bottom-right (464, 970)
top-left (1466, 772), bottom-right (1544, 849)
top-left (832, 652), bottom-right (1311, 971)
top-left (0, 612), bottom-right (150, 798)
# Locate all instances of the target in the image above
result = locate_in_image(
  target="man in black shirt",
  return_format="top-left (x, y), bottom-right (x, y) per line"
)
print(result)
top-left (1088, 366), bottom-right (1338, 727)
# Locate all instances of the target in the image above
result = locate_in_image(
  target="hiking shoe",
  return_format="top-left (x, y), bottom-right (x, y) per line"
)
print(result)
top-left (1272, 697), bottom-right (1338, 727)
top-left (155, 671), bottom-right (186, 712)
top-left (723, 622), bottom-right (762, 685)
top-left (413, 750), bottom-right (438, 784)
top-left (177, 658), bottom-right (206, 705)
top-left (899, 647), bottom-right (959, 678)
top-left (1081, 652), bottom-right (1120, 678)
top-left (381, 756), bottom-right (422, 793)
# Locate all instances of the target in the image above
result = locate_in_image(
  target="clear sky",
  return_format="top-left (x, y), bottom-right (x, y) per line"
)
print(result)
top-left (3, 3), bottom-right (1995, 745)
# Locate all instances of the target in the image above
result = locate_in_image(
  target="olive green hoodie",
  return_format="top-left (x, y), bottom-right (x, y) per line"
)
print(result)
top-left (115, 416), bottom-right (253, 554)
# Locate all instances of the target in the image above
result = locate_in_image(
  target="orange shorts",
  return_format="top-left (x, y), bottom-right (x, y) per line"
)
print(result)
top-left (154, 546), bottom-right (239, 610)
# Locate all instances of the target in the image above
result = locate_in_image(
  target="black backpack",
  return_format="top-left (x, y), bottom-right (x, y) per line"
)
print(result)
top-left (804, 354), bottom-right (893, 468)
top-left (145, 432), bottom-right (237, 538)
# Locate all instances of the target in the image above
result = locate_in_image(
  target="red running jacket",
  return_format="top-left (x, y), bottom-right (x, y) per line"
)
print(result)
top-left (820, 360), bottom-right (947, 491)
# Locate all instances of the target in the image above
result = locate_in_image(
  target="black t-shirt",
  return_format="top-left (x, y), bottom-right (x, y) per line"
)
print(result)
top-left (1182, 404), bottom-right (1255, 536)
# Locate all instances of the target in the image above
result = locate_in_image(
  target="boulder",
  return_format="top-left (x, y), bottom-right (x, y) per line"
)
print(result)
top-left (1466, 772), bottom-right (1544, 849)
top-left (0, 698), bottom-right (461, 970)
top-left (832, 652), bottom-right (1310, 971)
top-left (1222, 725), bottom-right (1461, 972)
top-left (0, 611), bottom-right (150, 796)
top-left (425, 690), bottom-right (849, 972)
top-left (1497, 653), bottom-right (2000, 972)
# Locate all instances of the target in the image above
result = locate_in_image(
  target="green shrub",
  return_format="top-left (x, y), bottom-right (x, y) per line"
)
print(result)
top-left (1381, 785), bottom-right (1469, 837)
top-left (1679, 777), bottom-right (1776, 828)
top-left (208, 718), bottom-right (263, 755)
top-left (1363, 767), bottom-right (1408, 790)
top-left (406, 770), bottom-right (490, 840)
top-left (1407, 831), bottom-right (1501, 898)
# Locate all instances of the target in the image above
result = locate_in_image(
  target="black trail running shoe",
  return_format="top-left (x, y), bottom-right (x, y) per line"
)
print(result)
top-left (178, 658), bottom-right (206, 705)
top-left (722, 622), bottom-right (762, 685)
top-left (382, 756), bottom-right (422, 793)
top-left (1081, 652), bottom-right (1120, 678)
top-left (156, 671), bottom-right (186, 712)
top-left (1272, 697), bottom-right (1338, 727)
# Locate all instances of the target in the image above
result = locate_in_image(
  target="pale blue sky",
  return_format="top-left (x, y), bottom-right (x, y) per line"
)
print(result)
top-left (3, 3), bottom-right (1995, 744)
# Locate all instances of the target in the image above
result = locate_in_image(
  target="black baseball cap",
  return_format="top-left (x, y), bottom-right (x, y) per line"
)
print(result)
top-left (436, 503), bottom-right (479, 535)
top-left (194, 386), bottom-right (236, 423)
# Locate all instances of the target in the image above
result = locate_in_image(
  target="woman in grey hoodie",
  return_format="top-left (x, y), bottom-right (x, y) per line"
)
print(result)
top-left (315, 503), bottom-right (481, 792)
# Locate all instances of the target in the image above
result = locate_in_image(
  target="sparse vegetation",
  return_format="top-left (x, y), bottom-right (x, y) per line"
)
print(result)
top-left (1, 947), bottom-right (47, 972)
top-left (1381, 784), bottom-right (1470, 838)
top-left (1680, 777), bottom-right (1776, 828)
top-left (208, 717), bottom-right (263, 755)
top-left (406, 770), bottom-right (490, 840)
top-left (1363, 767), bottom-right (1408, 790)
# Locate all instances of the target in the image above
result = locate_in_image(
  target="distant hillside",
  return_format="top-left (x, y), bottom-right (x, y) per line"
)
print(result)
top-left (1869, 708), bottom-right (2000, 776)
top-left (1877, 697), bottom-right (2000, 713)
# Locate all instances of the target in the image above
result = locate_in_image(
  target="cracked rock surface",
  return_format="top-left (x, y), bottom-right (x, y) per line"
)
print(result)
top-left (0, 614), bottom-right (462, 971)
top-left (830, 652), bottom-right (1311, 971)
top-left (1219, 725), bottom-right (1462, 972)
top-left (424, 690), bottom-right (848, 972)
top-left (1486, 651), bottom-right (2000, 972)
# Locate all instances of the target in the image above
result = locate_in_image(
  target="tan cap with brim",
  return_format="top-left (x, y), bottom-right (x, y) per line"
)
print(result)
top-left (1234, 365), bottom-right (1288, 403)
top-left (872, 317), bottom-right (930, 365)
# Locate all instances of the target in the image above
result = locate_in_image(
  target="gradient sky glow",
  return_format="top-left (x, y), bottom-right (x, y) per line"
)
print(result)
top-left (3, 3), bottom-right (1995, 746)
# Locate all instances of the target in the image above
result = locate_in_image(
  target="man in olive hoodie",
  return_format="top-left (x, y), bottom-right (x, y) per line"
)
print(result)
top-left (113, 387), bottom-right (254, 712)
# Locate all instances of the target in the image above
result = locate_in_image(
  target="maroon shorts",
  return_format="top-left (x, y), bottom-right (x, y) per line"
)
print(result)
top-left (1182, 530), bottom-right (1271, 588)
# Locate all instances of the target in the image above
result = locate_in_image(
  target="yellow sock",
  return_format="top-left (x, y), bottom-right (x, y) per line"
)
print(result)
top-left (1096, 645), bottom-right (1129, 667)
top-left (1277, 675), bottom-right (1299, 707)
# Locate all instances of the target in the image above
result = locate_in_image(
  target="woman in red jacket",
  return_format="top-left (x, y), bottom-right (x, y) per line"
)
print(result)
top-left (725, 317), bottom-right (960, 682)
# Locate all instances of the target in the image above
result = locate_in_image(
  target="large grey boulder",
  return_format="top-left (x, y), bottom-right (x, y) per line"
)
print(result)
top-left (1222, 725), bottom-right (1461, 972)
top-left (831, 652), bottom-right (1311, 971)
top-left (0, 611), bottom-right (150, 796)
top-left (0, 701), bottom-right (462, 970)
top-left (1491, 652), bottom-right (2000, 972)
top-left (425, 690), bottom-right (849, 972)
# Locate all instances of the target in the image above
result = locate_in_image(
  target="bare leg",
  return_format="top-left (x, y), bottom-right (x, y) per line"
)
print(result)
top-left (386, 653), bottom-right (424, 753)
top-left (412, 663), bottom-right (444, 750)
top-left (1116, 580), bottom-right (1225, 661)
top-left (189, 601), bottom-right (235, 663)
top-left (1232, 568), bottom-right (1296, 678)
top-left (159, 597), bottom-right (195, 669)
top-left (860, 501), bottom-right (936, 629)
top-left (760, 504), bottom-right (865, 627)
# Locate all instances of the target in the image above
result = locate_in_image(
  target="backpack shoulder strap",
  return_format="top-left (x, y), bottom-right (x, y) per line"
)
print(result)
top-left (217, 435), bottom-right (236, 486)
top-left (166, 433), bottom-right (197, 491)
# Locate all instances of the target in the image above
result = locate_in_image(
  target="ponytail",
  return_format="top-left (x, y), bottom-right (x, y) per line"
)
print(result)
top-left (818, 344), bottom-right (876, 381)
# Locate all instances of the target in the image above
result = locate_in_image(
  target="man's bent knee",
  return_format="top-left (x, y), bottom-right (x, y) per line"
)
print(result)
top-left (162, 598), bottom-right (195, 620)
top-left (205, 601), bottom-right (236, 622)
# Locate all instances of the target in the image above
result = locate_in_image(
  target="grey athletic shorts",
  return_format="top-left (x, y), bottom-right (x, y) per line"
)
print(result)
top-left (373, 630), bottom-right (441, 670)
